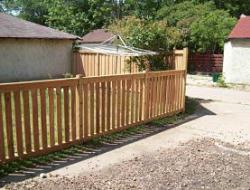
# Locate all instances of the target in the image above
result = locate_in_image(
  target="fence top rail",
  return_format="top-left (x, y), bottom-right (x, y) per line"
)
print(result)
top-left (0, 69), bottom-right (186, 92)
top-left (0, 78), bottom-right (78, 92)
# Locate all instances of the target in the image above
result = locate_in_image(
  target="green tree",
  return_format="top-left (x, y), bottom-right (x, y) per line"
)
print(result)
top-left (190, 10), bottom-right (236, 53)
top-left (4, 0), bottom-right (48, 24)
top-left (109, 16), bottom-right (182, 70)
top-left (192, 0), bottom-right (250, 17)
top-left (3, 0), bottom-right (114, 36)
top-left (157, 1), bottom-right (216, 47)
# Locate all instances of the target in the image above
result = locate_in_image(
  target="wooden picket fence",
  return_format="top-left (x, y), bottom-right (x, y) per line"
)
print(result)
top-left (0, 69), bottom-right (186, 164)
top-left (73, 53), bottom-right (140, 76)
top-left (73, 48), bottom-right (188, 76)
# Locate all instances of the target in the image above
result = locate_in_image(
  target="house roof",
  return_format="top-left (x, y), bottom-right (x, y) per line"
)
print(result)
top-left (82, 29), bottom-right (115, 43)
top-left (0, 13), bottom-right (79, 40)
top-left (229, 15), bottom-right (250, 39)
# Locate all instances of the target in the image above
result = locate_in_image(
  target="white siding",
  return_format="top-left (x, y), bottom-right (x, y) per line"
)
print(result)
top-left (0, 38), bottom-right (73, 82)
top-left (223, 39), bottom-right (250, 84)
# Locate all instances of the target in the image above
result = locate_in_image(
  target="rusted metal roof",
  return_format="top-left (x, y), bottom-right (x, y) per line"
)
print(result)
top-left (82, 29), bottom-right (115, 43)
top-left (229, 15), bottom-right (250, 39)
top-left (0, 13), bottom-right (79, 40)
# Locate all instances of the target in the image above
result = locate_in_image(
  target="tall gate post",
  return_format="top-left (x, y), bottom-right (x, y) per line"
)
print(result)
top-left (183, 48), bottom-right (189, 112)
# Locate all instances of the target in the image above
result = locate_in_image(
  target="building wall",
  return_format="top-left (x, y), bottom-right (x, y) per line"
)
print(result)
top-left (223, 39), bottom-right (250, 84)
top-left (0, 38), bottom-right (73, 82)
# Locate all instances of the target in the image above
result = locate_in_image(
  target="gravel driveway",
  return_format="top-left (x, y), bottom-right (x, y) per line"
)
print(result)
top-left (2, 85), bottom-right (250, 190)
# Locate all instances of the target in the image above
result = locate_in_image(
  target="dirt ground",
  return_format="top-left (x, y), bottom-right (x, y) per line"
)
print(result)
top-left (2, 85), bottom-right (250, 190)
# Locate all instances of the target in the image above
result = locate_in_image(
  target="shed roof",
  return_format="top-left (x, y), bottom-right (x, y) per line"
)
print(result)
top-left (229, 15), bottom-right (250, 39)
top-left (76, 44), bottom-right (157, 57)
top-left (82, 29), bottom-right (115, 43)
top-left (0, 13), bottom-right (79, 40)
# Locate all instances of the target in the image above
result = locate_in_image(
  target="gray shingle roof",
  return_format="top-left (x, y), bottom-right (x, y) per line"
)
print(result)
top-left (0, 13), bottom-right (79, 40)
top-left (82, 29), bottom-right (115, 43)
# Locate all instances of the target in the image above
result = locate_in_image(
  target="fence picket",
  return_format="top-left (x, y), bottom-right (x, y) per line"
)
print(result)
top-left (0, 95), bottom-right (5, 162)
top-left (40, 88), bottom-right (47, 150)
top-left (56, 87), bottom-right (62, 145)
top-left (48, 88), bottom-right (55, 146)
top-left (5, 92), bottom-right (14, 160)
top-left (14, 91), bottom-right (23, 157)
top-left (23, 90), bottom-right (31, 154)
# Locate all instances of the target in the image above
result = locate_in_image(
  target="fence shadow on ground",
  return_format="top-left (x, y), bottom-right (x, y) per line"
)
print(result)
top-left (0, 98), bottom-right (215, 187)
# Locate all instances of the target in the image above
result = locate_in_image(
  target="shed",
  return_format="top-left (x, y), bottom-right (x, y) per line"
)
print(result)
top-left (223, 15), bottom-right (250, 84)
top-left (0, 13), bottom-right (79, 82)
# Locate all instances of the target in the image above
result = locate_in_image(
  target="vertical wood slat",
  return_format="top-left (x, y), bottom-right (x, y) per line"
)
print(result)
top-left (126, 80), bottom-right (130, 125)
top-left (5, 92), bottom-right (14, 160)
top-left (71, 86), bottom-right (76, 141)
top-left (40, 88), bottom-right (47, 150)
top-left (83, 83), bottom-right (89, 138)
top-left (139, 79), bottom-right (143, 121)
top-left (162, 76), bottom-right (167, 114)
top-left (117, 80), bottom-right (121, 128)
top-left (32, 90), bottom-right (39, 151)
top-left (96, 82), bottom-right (100, 134)
top-left (56, 87), bottom-right (62, 145)
top-left (23, 90), bottom-right (31, 154)
top-left (135, 79), bottom-right (139, 122)
top-left (101, 82), bottom-right (106, 133)
top-left (48, 88), bottom-right (55, 147)
top-left (14, 91), bottom-right (23, 157)
top-left (131, 77), bottom-right (135, 124)
top-left (0, 95), bottom-right (5, 162)
top-left (64, 87), bottom-right (70, 143)
top-left (121, 80), bottom-right (125, 127)
top-left (77, 76), bottom-right (83, 139)
top-left (107, 81), bottom-right (111, 131)
top-left (89, 83), bottom-right (95, 136)
top-left (112, 80), bottom-right (117, 129)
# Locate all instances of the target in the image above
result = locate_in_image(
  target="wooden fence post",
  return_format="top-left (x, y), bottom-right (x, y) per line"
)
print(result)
top-left (76, 74), bottom-right (83, 139)
top-left (183, 47), bottom-right (189, 71)
top-left (183, 48), bottom-right (189, 112)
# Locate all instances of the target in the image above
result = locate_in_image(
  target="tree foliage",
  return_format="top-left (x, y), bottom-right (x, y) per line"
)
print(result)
top-left (45, 0), bottom-right (112, 36)
top-left (109, 16), bottom-right (183, 70)
top-left (157, 1), bottom-right (237, 53)
top-left (1, 0), bottom-right (242, 53)
top-left (190, 10), bottom-right (236, 53)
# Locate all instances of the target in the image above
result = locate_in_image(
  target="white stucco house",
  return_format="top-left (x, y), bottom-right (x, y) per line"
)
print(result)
top-left (0, 13), bottom-right (79, 82)
top-left (223, 15), bottom-right (250, 84)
